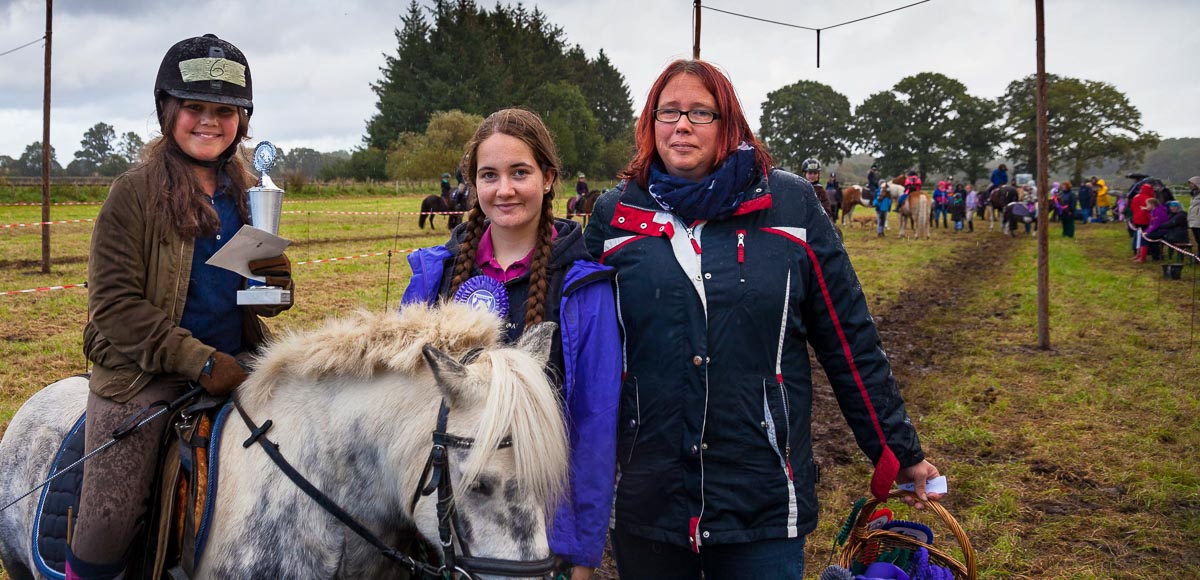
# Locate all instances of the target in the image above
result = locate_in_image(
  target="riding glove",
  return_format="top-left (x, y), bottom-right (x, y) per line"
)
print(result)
top-left (198, 351), bottom-right (249, 397)
top-left (247, 254), bottom-right (292, 289)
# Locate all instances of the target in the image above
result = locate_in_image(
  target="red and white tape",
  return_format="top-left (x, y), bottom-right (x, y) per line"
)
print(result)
top-left (297, 251), bottom-right (392, 265)
top-left (1139, 231), bottom-right (1199, 262)
top-left (0, 282), bottom-right (88, 296)
top-left (4, 246), bottom-right (418, 296)
top-left (282, 209), bottom-right (468, 217)
top-left (0, 201), bottom-right (103, 207)
top-left (2, 218), bottom-right (95, 229)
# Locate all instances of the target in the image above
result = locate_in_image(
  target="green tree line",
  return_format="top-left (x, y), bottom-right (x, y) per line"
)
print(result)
top-left (762, 72), bottom-right (1160, 186)
top-left (0, 123), bottom-right (144, 178)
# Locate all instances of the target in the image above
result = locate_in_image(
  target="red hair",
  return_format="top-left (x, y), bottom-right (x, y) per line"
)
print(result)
top-left (621, 60), bottom-right (772, 189)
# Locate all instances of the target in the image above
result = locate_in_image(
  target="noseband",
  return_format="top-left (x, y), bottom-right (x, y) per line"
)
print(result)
top-left (233, 362), bottom-right (560, 579)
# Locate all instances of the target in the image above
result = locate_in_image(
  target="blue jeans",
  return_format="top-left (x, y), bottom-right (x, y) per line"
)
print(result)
top-left (612, 527), bottom-right (806, 580)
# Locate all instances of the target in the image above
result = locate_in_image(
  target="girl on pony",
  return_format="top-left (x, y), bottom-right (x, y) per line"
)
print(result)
top-left (402, 108), bottom-right (620, 579)
top-left (72, 34), bottom-right (293, 579)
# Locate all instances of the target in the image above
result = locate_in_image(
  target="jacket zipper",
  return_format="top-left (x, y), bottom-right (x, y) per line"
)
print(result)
top-left (736, 230), bottom-right (746, 283)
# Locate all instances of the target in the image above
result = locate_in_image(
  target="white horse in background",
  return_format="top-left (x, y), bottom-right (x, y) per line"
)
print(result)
top-left (0, 303), bottom-right (568, 579)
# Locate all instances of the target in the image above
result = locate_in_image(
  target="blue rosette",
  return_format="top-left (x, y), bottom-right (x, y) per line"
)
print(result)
top-left (454, 275), bottom-right (509, 319)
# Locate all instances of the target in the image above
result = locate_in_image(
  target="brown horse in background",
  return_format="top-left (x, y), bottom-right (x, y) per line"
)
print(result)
top-left (566, 189), bottom-right (601, 225)
top-left (419, 191), bottom-right (451, 229)
top-left (839, 185), bottom-right (872, 228)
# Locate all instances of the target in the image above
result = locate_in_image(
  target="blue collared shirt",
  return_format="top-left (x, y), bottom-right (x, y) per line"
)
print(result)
top-left (179, 177), bottom-right (245, 355)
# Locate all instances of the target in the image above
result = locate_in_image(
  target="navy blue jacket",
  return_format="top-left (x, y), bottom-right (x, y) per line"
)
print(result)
top-left (584, 168), bottom-right (924, 549)
top-left (990, 168), bottom-right (1008, 189)
top-left (402, 219), bottom-right (620, 568)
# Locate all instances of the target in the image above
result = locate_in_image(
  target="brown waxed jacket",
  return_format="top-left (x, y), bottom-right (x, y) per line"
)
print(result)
top-left (84, 165), bottom-right (287, 402)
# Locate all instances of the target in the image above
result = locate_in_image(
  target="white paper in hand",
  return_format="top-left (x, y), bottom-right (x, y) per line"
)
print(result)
top-left (206, 225), bottom-right (291, 282)
top-left (897, 475), bottom-right (948, 495)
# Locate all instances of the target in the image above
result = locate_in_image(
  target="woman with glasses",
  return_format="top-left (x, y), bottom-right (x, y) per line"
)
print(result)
top-left (584, 60), bottom-right (944, 579)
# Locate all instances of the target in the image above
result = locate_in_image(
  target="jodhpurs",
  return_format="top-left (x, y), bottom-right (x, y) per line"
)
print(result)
top-left (72, 375), bottom-right (191, 566)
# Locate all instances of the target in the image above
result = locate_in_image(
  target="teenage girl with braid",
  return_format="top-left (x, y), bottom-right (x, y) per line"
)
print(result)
top-left (401, 108), bottom-right (620, 580)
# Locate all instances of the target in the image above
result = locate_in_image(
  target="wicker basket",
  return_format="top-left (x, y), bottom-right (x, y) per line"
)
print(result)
top-left (836, 490), bottom-right (976, 580)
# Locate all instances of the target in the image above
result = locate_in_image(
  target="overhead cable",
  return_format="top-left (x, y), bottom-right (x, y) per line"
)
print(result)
top-left (0, 36), bottom-right (45, 58)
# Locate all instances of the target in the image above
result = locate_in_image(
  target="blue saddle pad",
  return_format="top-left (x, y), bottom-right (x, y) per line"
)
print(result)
top-left (32, 412), bottom-right (87, 580)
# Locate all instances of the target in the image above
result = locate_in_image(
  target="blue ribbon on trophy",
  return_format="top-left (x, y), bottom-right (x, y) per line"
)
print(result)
top-left (454, 276), bottom-right (510, 319)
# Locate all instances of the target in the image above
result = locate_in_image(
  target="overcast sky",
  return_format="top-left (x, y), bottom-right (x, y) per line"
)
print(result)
top-left (1, 0), bottom-right (1196, 162)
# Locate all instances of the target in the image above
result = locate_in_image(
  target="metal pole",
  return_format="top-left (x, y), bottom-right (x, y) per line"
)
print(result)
top-left (816, 29), bottom-right (821, 68)
top-left (41, 0), bottom-right (53, 274)
top-left (693, 0), bottom-right (701, 59)
top-left (1035, 0), bottom-right (1050, 349)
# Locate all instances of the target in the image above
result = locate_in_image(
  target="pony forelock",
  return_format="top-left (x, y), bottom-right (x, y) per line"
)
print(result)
top-left (455, 348), bottom-right (568, 507)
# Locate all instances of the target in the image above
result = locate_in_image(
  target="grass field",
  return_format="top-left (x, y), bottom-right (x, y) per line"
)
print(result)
top-left (2, 190), bottom-right (1198, 578)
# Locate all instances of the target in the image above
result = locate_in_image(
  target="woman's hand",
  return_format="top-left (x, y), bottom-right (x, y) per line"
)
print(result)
top-left (570, 566), bottom-right (595, 580)
top-left (895, 459), bottom-right (944, 510)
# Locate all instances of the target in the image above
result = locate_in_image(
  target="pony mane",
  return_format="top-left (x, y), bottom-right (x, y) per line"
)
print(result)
top-left (242, 302), bottom-right (503, 404)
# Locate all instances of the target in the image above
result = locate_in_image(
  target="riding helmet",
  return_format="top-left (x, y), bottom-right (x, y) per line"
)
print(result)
top-left (155, 34), bottom-right (253, 125)
top-left (801, 158), bottom-right (821, 173)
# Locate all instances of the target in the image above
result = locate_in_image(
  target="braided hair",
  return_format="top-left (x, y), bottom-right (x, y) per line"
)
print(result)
top-left (449, 109), bottom-right (562, 329)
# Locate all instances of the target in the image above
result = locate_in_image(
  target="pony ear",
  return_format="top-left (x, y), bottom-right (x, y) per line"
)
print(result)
top-left (422, 344), bottom-right (471, 405)
top-left (515, 322), bottom-right (557, 366)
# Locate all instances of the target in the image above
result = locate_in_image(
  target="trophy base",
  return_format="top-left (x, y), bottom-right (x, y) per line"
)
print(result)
top-left (237, 286), bottom-right (292, 306)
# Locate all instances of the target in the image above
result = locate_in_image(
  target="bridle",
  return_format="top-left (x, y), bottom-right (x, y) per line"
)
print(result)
top-left (408, 400), bottom-right (561, 579)
top-left (233, 373), bottom-right (561, 578)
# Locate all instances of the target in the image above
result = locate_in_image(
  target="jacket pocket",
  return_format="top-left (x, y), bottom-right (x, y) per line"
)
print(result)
top-left (761, 378), bottom-right (792, 474)
top-left (616, 376), bottom-right (641, 465)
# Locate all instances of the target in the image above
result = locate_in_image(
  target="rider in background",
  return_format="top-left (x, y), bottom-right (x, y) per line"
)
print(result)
top-left (898, 170), bottom-right (921, 213)
top-left (72, 34), bottom-right (293, 579)
top-left (801, 158), bottom-right (832, 219)
top-left (402, 109), bottom-right (620, 580)
top-left (990, 163), bottom-right (1009, 191)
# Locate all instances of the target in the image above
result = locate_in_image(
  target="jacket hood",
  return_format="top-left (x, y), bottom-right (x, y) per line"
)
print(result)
top-left (445, 217), bottom-right (589, 271)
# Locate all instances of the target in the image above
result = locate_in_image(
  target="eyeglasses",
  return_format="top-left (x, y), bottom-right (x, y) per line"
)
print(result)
top-left (653, 108), bottom-right (721, 125)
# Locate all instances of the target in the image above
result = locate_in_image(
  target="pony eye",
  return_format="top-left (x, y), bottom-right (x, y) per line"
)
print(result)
top-left (470, 478), bottom-right (495, 497)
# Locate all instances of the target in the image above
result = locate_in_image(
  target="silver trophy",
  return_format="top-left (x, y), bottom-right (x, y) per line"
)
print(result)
top-left (236, 141), bottom-right (292, 306)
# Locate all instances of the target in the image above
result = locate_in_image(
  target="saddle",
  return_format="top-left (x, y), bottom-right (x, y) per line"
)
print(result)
top-left (32, 394), bottom-right (231, 580)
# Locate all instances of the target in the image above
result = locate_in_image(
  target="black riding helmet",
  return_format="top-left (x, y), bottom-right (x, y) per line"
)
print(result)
top-left (801, 158), bottom-right (821, 173)
top-left (154, 34), bottom-right (253, 126)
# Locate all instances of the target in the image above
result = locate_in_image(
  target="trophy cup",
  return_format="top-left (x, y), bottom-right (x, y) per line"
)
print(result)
top-left (236, 141), bottom-right (292, 306)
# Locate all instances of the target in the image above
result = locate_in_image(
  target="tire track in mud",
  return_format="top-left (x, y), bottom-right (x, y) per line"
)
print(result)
top-left (809, 234), bottom-right (1019, 477)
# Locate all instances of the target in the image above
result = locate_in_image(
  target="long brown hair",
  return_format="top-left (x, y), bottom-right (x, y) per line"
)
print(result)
top-left (621, 60), bottom-right (772, 189)
top-left (146, 97), bottom-right (254, 239)
top-left (451, 108), bottom-right (560, 329)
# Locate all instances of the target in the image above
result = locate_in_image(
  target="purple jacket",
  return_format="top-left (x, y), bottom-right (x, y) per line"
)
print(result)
top-left (401, 220), bottom-right (620, 568)
top-left (1146, 205), bottom-right (1170, 234)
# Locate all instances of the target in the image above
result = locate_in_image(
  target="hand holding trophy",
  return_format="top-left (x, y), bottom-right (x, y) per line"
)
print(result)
top-left (235, 141), bottom-right (293, 306)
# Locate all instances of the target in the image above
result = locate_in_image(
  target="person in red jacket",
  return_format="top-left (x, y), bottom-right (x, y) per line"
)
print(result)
top-left (1130, 183), bottom-right (1155, 262)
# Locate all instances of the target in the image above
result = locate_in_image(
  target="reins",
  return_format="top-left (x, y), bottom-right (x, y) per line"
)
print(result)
top-left (231, 398), bottom-right (444, 578)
